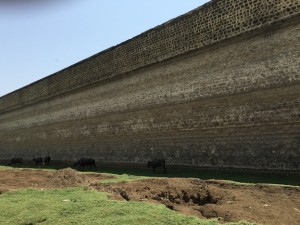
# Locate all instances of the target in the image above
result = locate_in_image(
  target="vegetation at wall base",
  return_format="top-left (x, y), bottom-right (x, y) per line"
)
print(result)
top-left (1, 164), bottom-right (299, 186)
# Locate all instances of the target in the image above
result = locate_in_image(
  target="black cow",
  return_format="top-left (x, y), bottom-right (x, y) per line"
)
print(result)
top-left (147, 159), bottom-right (166, 173)
top-left (33, 157), bottom-right (43, 166)
top-left (74, 158), bottom-right (96, 170)
top-left (8, 157), bottom-right (23, 166)
top-left (43, 156), bottom-right (51, 166)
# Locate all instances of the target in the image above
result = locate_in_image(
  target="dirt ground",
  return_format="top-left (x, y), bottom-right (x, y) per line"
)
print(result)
top-left (0, 168), bottom-right (299, 225)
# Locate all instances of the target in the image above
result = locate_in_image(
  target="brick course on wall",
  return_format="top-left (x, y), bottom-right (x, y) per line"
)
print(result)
top-left (0, 0), bottom-right (299, 173)
top-left (0, 0), bottom-right (299, 112)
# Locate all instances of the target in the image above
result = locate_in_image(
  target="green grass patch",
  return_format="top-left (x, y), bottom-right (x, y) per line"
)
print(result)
top-left (100, 173), bottom-right (149, 184)
top-left (0, 188), bottom-right (254, 225)
top-left (214, 179), bottom-right (300, 188)
top-left (0, 165), bottom-right (58, 172)
top-left (0, 165), bottom-right (9, 170)
top-left (1, 164), bottom-right (299, 186)
top-left (95, 167), bottom-right (300, 186)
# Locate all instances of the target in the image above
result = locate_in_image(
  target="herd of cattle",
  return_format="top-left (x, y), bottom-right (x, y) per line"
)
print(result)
top-left (8, 156), bottom-right (51, 166)
top-left (7, 157), bottom-right (166, 173)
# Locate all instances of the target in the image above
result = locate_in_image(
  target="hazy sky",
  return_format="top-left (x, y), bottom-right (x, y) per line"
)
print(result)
top-left (0, 0), bottom-right (209, 97)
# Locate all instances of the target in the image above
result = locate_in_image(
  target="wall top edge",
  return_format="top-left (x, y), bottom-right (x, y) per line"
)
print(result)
top-left (0, 1), bottom-right (210, 99)
top-left (0, 0), bottom-right (299, 113)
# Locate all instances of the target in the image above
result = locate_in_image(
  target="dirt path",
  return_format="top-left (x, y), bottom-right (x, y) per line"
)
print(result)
top-left (0, 168), bottom-right (299, 225)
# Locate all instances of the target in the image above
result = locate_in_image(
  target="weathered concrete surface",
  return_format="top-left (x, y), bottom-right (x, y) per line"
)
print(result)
top-left (0, 0), bottom-right (299, 173)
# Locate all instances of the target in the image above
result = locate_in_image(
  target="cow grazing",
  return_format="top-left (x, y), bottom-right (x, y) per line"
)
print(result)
top-left (8, 157), bottom-right (23, 166)
top-left (73, 158), bottom-right (96, 170)
top-left (33, 157), bottom-right (43, 166)
top-left (147, 159), bottom-right (166, 173)
top-left (43, 156), bottom-right (51, 166)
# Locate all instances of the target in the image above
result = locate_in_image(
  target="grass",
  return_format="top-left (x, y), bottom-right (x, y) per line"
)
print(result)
top-left (0, 165), bottom-right (295, 224)
top-left (0, 165), bottom-right (8, 170)
top-left (96, 171), bottom-right (300, 188)
top-left (93, 167), bottom-right (300, 186)
top-left (100, 173), bottom-right (148, 184)
top-left (1, 164), bottom-right (299, 186)
top-left (0, 188), bottom-right (255, 225)
top-left (0, 165), bottom-right (57, 172)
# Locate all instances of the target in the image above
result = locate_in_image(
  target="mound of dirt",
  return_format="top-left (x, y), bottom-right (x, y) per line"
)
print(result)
top-left (95, 178), bottom-right (300, 225)
top-left (0, 168), bottom-right (114, 190)
top-left (46, 168), bottom-right (89, 187)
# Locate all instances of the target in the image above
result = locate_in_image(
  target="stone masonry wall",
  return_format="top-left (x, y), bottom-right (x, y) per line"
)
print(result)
top-left (0, 0), bottom-right (299, 173)
top-left (0, 0), bottom-right (299, 113)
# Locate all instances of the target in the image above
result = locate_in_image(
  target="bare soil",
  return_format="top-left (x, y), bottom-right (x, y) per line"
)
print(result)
top-left (0, 168), bottom-right (299, 225)
top-left (0, 168), bottom-right (113, 192)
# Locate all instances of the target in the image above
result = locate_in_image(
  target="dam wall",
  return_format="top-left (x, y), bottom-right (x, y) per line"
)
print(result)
top-left (0, 0), bottom-right (299, 173)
